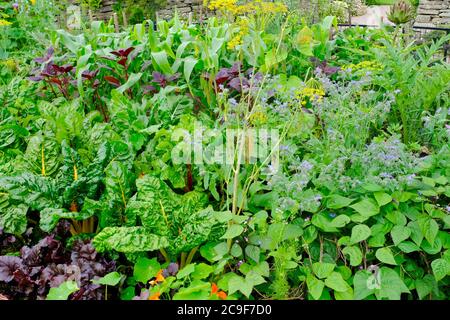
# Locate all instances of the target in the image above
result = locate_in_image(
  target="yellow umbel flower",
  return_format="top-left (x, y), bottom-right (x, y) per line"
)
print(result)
top-left (30, 0), bottom-right (37, 5)
top-left (296, 86), bottom-right (325, 106)
top-left (227, 17), bottom-right (249, 50)
top-left (2, 59), bottom-right (18, 71)
top-left (0, 19), bottom-right (12, 26)
top-left (342, 60), bottom-right (383, 72)
top-left (249, 110), bottom-right (268, 126)
top-left (208, 0), bottom-right (287, 16)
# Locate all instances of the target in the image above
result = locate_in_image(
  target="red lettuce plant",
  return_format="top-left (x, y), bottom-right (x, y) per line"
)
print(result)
top-left (0, 236), bottom-right (115, 300)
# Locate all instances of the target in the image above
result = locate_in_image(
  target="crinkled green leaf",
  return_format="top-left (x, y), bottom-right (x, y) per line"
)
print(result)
top-left (0, 203), bottom-right (28, 235)
top-left (92, 226), bottom-right (169, 253)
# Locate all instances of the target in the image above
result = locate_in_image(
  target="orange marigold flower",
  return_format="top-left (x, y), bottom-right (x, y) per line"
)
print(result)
top-left (149, 269), bottom-right (165, 286)
top-left (211, 283), bottom-right (227, 299)
top-left (148, 292), bottom-right (161, 300)
top-left (155, 269), bottom-right (165, 282)
top-left (217, 291), bottom-right (227, 300)
top-left (211, 283), bottom-right (219, 294)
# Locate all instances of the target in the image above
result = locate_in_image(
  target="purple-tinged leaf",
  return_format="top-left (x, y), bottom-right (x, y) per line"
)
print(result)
top-left (0, 256), bottom-right (22, 282)
top-left (28, 76), bottom-right (44, 82)
top-left (104, 76), bottom-right (121, 87)
top-left (215, 68), bottom-right (230, 85)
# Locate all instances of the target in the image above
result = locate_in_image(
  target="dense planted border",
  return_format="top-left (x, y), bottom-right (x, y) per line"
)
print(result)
top-left (0, 1), bottom-right (449, 300)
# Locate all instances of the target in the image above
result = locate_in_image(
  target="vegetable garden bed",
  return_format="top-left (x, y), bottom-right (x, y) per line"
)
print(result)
top-left (0, 0), bottom-right (449, 301)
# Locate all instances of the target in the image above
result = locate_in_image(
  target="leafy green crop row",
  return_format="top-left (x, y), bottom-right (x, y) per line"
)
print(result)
top-left (0, 1), bottom-right (449, 300)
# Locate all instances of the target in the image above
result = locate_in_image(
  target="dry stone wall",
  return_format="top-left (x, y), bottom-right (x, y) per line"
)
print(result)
top-left (82, 0), bottom-right (206, 22)
top-left (415, 0), bottom-right (450, 27)
top-left (157, 0), bottom-right (205, 19)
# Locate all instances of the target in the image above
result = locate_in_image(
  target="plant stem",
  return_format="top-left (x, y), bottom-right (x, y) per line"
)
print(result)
top-left (186, 247), bottom-right (198, 265)
top-left (180, 252), bottom-right (187, 269)
top-left (159, 248), bottom-right (170, 263)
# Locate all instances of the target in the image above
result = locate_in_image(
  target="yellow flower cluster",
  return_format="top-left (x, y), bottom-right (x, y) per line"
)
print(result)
top-left (249, 110), bottom-right (268, 125)
top-left (227, 18), bottom-right (249, 50)
top-left (0, 19), bottom-right (12, 26)
top-left (1, 59), bottom-right (18, 71)
top-left (342, 60), bottom-right (383, 72)
top-left (208, 0), bottom-right (287, 16)
top-left (296, 87), bottom-right (325, 106)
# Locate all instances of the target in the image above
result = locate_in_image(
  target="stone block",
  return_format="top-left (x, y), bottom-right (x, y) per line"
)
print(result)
top-left (415, 15), bottom-right (432, 22)
top-left (417, 9), bottom-right (440, 15)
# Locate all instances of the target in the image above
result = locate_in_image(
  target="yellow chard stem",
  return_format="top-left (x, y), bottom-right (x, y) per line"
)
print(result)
top-left (41, 143), bottom-right (46, 176)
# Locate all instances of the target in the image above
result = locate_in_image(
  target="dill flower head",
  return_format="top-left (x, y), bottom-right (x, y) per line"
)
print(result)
top-left (249, 108), bottom-right (268, 125)
top-left (2, 59), bottom-right (18, 71)
top-left (208, 0), bottom-right (287, 16)
top-left (227, 17), bottom-right (250, 50)
top-left (342, 60), bottom-right (383, 73)
top-left (0, 19), bottom-right (12, 26)
top-left (296, 81), bottom-right (325, 107)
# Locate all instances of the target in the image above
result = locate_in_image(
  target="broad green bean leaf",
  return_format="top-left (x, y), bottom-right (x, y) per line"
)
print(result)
top-left (350, 224), bottom-right (371, 244)
top-left (342, 246), bottom-right (363, 266)
top-left (415, 275), bottom-right (437, 300)
top-left (353, 270), bottom-right (375, 300)
top-left (385, 211), bottom-right (407, 226)
top-left (431, 258), bottom-right (450, 281)
top-left (177, 263), bottom-right (196, 279)
top-left (350, 199), bottom-right (379, 217)
top-left (374, 192), bottom-right (392, 206)
top-left (390, 225), bottom-right (411, 246)
top-left (230, 243), bottom-right (243, 257)
top-left (245, 245), bottom-right (260, 263)
top-left (254, 261), bottom-right (270, 277)
top-left (336, 266), bottom-right (352, 281)
top-left (418, 215), bottom-right (439, 245)
top-left (421, 238), bottom-right (442, 255)
top-left (376, 267), bottom-right (410, 300)
top-left (246, 270), bottom-right (266, 287)
top-left (375, 247), bottom-right (397, 265)
top-left (397, 241), bottom-right (420, 253)
top-left (408, 221), bottom-right (424, 246)
top-left (282, 224), bottom-right (303, 240)
top-left (312, 262), bottom-right (335, 279)
top-left (324, 272), bottom-right (351, 292)
top-left (228, 274), bottom-right (252, 297)
top-left (326, 195), bottom-right (354, 209)
top-left (220, 224), bottom-right (244, 239)
top-left (311, 213), bottom-right (339, 233)
top-left (192, 263), bottom-right (213, 280)
top-left (330, 215), bottom-right (351, 228)
top-left (306, 274), bottom-right (324, 300)
top-left (334, 287), bottom-right (354, 300)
